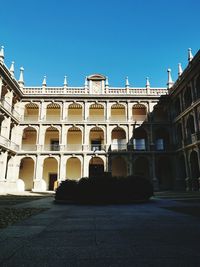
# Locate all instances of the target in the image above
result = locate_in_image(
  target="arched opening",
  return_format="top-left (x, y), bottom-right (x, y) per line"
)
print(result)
top-left (154, 128), bottom-right (170, 150)
top-left (66, 157), bottom-right (81, 180)
top-left (133, 127), bottom-right (147, 150)
top-left (173, 98), bottom-right (181, 118)
top-left (178, 155), bottom-right (186, 181)
top-left (44, 126), bottom-right (60, 151)
top-left (89, 103), bottom-right (104, 121)
top-left (89, 126), bottom-right (104, 151)
top-left (156, 156), bottom-right (173, 190)
top-left (176, 123), bottom-right (183, 148)
top-left (111, 156), bottom-right (127, 177)
top-left (67, 126), bottom-right (82, 151)
top-left (19, 157), bottom-right (34, 190)
top-left (89, 157), bottom-right (104, 177)
top-left (184, 86), bottom-right (192, 109)
top-left (132, 104), bottom-right (147, 122)
top-left (21, 126), bottom-right (37, 151)
top-left (24, 103), bottom-right (39, 121)
top-left (68, 103), bottom-right (82, 121)
top-left (196, 75), bottom-right (200, 99)
top-left (110, 103), bottom-right (126, 121)
top-left (46, 103), bottom-right (61, 121)
top-left (133, 157), bottom-right (150, 178)
top-left (43, 157), bottom-right (58, 190)
top-left (111, 126), bottom-right (126, 151)
top-left (186, 115), bottom-right (195, 144)
top-left (190, 151), bottom-right (200, 180)
top-left (153, 105), bottom-right (168, 122)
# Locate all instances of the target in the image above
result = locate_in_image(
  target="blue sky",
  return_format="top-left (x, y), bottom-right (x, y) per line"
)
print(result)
top-left (0, 0), bottom-right (199, 87)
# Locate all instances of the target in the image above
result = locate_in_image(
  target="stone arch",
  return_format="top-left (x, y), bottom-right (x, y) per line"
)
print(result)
top-left (111, 156), bottom-right (127, 177)
top-left (21, 126), bottom-right (37, 151)
top-left (174, 98), bottom-right (181, 118)
top-left (184, 86), bottom-right (192, 108)
top-left (89, 156), bottom-right (104, 177)
top-left (156, 156), bottom-right (173, 190)
top-left (154, 127), bottom-right (170, 150)
top-left (133, 126), bottom-right (148, 150)
top-left (186, 114), bottom-right (195, 137)
top-left (44, 126), bottom-right (60, 151)
top-left (67, 126), bottom-right (82, 151)
top-left (89, 103), bottom-right (104, 121)
top-left (177, 154), bottom-right (187, 181)
top-left (66, 157), bottom-right (82, 180)
top-left (133, 156), bottom-right (150, 178)
top-left (68, 103), bottom-right (83, 121)
top-left (43, 157), bottom-right (58, 190)
top-left (153, 104), bottom-right (168, 122)
top-left (111, 126), bottom-right (127, 151)
top-left (132, 103), bottom-right (147, 122)
top-left (18, 157), bottom-right (35, 191)
top-left (190, 150), bottom-right (200, 180)
top-left (89, 126), bottom-right (105, 151)
top-left (24, 102), bottom-right (39, 121)
top-left (46, 102), bottom-right (61, 121)
top-left (196, 75), bottom-right (200, 98)
top-left (176, 123), bottom-right (183, 148)
top-left (111, 103), bottom-right (126, 121)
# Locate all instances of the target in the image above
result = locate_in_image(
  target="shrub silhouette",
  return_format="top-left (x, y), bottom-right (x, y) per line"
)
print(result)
top-left (55, 175), bottom-right (153, 204)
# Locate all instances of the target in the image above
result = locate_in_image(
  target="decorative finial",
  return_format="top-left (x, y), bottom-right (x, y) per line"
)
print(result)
top-left (167, 68), bottom-right (174, 89)
top-left (188, 48), bottom-right (193, 62)
top-left (84, 76), bottom-right (88, 87)
top-left (64, 75), bottom-right (68, 87)
top-left (0, 46), bottom-right (4, 63)
top-left (178, 63), bottom-right (183, 77)
top-left (105, 76), bottom-right (109, 86)
top-left (146, 77), bottom-right (150, 89)
top-left (18, 67), bottom-right (24, 87)
top-left (42, 75), bottom-right (47, 86)
top-left (10, 61), bottom-right (15, 77)
top-left (125, 76), bottom-right (130, 87)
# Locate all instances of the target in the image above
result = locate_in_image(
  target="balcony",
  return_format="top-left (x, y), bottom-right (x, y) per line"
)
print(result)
top-left (44, 144), bottom-right (60, 151)
top-left (110, 115), bottom-right (127, 122)
top-left (111, 139), bottom-right (127, 151)
top-left (45, 115), bottom-right (61, 122)
top-left (21, 144), bottom-right (37, 151)
top-left (67, 115), bottom-right (83, 122)
top-left (88, 115), bottom-right (105, 122)
top-left (0, 135), bottom-right (19, 151)
top-left (0, 98), bottom-right (21, 120)
top-left (23, 115), bottom-right (39, 122)
top-left (65, 144), bottom-right (82, 151)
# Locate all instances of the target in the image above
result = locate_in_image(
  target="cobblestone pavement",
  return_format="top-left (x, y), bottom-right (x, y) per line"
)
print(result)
top-left (0, 193), bottom-right (200, 267)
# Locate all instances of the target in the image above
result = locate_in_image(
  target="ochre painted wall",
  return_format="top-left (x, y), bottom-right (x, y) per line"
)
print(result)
top-left (43, 158), bottom-right (58, 188)
top-left (19, 158), bottom-right (34, 190)
top-left (66, 158), bottom-right (81, 180)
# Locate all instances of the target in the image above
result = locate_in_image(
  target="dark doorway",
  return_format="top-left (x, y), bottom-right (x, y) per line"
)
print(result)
top-left (91, 140), bottom-right (101, 151)
top-left (89, 164), bottom-right (104, 177)
top-left (49, 173), bottom-right (58, 190)
top-left (51, 140), bottom-right (59, 151)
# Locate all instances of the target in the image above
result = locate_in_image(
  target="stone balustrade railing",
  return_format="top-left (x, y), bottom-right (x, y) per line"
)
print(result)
top-left (23, 87), bottom-right (168, 96)
top-left (0, 135), bottom-right (19, 151)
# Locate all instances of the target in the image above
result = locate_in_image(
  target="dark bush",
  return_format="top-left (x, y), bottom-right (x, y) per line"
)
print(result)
top-left (55, 175), bottom-right (153, 204)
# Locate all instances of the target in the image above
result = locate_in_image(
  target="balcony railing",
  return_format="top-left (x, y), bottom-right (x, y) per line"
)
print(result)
top-left (131, 115), bottom-right (147, 122)
top-left (67, 115), bottom-right (83, 121)
top-left (0, 135), bottom-right (19, 151)
top-left (23, 115), bottom-right (39, 122)
top-left (65, 144), bottom-right (82, 151)
top-left (110, 115), bottom-right (126, 122)
top-left (88, 115), bottom-right (105, 121)
top-left (45, 115), bottom-right (61, 122)
top-left (44, 144), bottom-right (60, 151)
top-left (21, 144), bottom-right (37, 151)
top-left (0, 98), bottom-right (21, 120)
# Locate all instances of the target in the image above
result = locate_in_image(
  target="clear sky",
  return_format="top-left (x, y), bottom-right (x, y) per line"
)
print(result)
top-left (0, 0), bottom-right (199, 87)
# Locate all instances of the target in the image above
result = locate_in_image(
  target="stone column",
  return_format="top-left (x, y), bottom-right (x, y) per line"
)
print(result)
top-left (39, 101), bottom-right (47, 121)
top-left (106, 125), bottom-right (111, 151)
top-left (0, 76), bottom-right (3, 99)
top-left (127, 101), bottom-right (132, 121)
top-left (1, 116), bottom-right (11, 139)
top-left (83, 125), bottom-right (89, 151)
top-left (33, 155), bottom-right (46, 191)
top-left (4, 90), bottom-right (13, 112)
top-left (0, 151), bottom-right (8, 180)
top-left (83, 155), bottom-right (89, 177)
top-left (37, 125), bottom-right (46, 151)
top-left (59, 155), bottom-right (66, 181)
top-left (84, 102), bottom-right (90, 121)
top-left (150, 154), bottom-right (159, 191)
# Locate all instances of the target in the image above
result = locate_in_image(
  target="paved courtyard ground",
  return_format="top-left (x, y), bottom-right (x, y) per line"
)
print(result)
top-left (0, 192), bottom-right (200, 266)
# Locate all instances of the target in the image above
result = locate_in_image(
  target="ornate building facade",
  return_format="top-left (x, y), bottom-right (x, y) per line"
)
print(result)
top-left (0, 46), bottom-right (199, 193)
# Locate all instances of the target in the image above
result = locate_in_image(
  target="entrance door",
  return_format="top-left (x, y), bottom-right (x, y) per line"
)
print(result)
top-left (49, 173), bottom-right (58, 190)
top-left (89, 164), bottom-right (104, 177)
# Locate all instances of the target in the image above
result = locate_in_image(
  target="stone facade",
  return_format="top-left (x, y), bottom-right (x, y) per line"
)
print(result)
top-left (0, 47), bottom-right (199, 192)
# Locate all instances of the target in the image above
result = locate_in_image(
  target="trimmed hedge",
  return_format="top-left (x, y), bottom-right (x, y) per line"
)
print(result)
top-left (55, 175), bottom-right (153, 204)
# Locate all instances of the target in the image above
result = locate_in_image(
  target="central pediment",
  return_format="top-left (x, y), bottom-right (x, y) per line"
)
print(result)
top-left (87, 74), bottom-right (106, 81)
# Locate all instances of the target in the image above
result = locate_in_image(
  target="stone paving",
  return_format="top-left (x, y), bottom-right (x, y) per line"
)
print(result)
top-left (0, 195), bottom-right (200, 266)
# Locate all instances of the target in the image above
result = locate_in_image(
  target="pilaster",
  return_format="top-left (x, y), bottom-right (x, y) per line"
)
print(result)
top-left (0, 151), bottom-right (8, 180)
